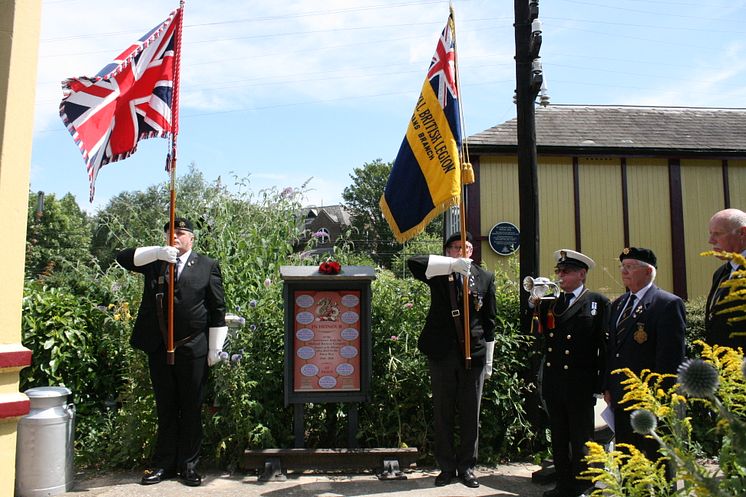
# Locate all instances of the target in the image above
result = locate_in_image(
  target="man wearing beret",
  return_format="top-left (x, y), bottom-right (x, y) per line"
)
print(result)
top-left (408, 232), bottom-right (497, 488)
top-left (705, 208), bottom-right (746, 349)
top-left (603, 247), bottom-right (685, 466)
top-left (532, 250), bottom-right (609, 497)
top-left (116, 217), bottom-right (227, 487)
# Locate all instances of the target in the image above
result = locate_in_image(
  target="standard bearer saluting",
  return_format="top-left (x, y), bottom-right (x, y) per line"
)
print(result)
top-left (116, 217), bottom-right (227, 487)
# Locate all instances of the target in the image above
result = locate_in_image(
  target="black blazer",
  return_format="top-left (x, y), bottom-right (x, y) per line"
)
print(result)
top-left (408, 256), bottom-right (497, 362)
top-left (705, 262), bottom-right (746, 349)
top-left (604, 285), bottom-right (686, 405)
top-left (538, 289), bottom-right (610, 395)
top-left (116, 248), bottom-right (226, 357)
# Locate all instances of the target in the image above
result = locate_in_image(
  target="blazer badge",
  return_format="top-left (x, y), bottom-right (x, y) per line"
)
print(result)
top-left (633, 323), bottom-right (648, 344)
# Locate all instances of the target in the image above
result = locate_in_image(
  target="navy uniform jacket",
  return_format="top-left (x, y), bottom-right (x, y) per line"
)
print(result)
top-left (604, 285), bottom-right (686, 405)
top-left (116, 248), bottom-right (226, 358)
top-left (408, 256), bottom-right (497, 363)
top-left (705, 262), bottom-right (746, 349)
top-left (539, 290), bottom-right (610, 396)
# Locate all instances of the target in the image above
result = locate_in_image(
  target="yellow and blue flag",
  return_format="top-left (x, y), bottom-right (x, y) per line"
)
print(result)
top-left (380, 14), bottom-right (462, 243)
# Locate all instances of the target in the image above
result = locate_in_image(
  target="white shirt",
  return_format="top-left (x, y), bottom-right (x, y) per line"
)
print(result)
top-left (176, 250), bottom-right (192, 279)
top-left (727, 249), bottom-right (746, 275)
top-left (616, 281), bottom-right (653, 326)
top-left (566, 284), bottom-right (584, 307)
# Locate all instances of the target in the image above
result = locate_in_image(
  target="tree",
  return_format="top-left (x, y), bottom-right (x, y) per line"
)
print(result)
top-left (90, 163), bottom-right (216, 268)
top-left (25, 192), bottom-right (92, 279)
top-left (342, 159), bottom-right (442, 268)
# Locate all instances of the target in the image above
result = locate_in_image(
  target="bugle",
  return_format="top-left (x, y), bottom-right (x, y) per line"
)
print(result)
top-left (522, 276), bottom-right (560, 300)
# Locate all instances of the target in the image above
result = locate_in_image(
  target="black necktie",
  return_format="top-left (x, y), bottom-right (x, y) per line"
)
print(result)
top-left (617, 294), bottom-right (636, 329)
top-left (556, 292), bottom-right (570, 312)
top-left (175, 257), bottom-right (182, 280)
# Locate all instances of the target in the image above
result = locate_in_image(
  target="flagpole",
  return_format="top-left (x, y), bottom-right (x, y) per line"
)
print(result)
top-left (449, 5), bottom-right (472, 369)
top-left (166, 0), bottom-right (185, 366)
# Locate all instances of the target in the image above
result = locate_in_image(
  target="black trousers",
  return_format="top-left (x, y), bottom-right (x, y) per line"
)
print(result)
top-left (543, 373), bottom-right (595, 492)
top-left (613, 406), bottom-right (663, 459)
top-left (427, 348), bottom-right (485, 473)
top-left (148, 349), bottom-right (208, 473)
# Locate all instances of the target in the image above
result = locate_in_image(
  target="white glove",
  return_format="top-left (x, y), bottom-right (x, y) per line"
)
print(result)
top-left (133, 246), bottom-right (178, 266)
top-left (425, 255), bottom-right (471, 279)
top-left (207, 326), bottom-right (228, 366)
top-left (484, 341), bottom-right (495, 379)
top-left (451, 258), bottom-right (471, 277)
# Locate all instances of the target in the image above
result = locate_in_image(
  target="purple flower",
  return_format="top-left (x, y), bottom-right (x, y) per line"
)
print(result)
top-left (390, 335), bottom-right (399, 341)
top-left (230, 353), bottom-right (243, 363)
top-left (249, 299), bottom-right (258, 308)
top-left (403, 303), bottom-right (413, 309)
top-left (218, 351), bottom-right (229, 361)
top-left (264, 278), bottom-right (272, 288)
top-left (249, 324), bottom-right (257, 331)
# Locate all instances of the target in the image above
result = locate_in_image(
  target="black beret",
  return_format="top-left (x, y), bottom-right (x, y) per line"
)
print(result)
top-left (619, 247), bottom-right (657, 268)
top-left (444, 231), bottom-right (473, 248)
top-left (163, 217), bottom-right (193, 233)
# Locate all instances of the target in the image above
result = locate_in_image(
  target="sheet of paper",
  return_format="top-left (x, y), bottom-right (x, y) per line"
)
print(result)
top-left (601, 405), bottom-right (615, 433)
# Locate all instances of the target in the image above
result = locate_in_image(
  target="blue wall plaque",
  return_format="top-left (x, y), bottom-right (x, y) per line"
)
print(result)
top-left (488, 222), bottom-right (520, 256)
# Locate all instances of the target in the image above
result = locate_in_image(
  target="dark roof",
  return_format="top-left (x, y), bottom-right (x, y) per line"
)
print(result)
top-left (302, 205), bottom-right (351, 227)
top-left (468, 105), bottom-right (746, 155)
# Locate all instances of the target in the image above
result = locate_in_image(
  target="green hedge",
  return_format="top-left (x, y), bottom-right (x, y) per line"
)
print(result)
top-left (20, 181), bottom-right (541, 469)
top-left (21, 261), bottom-right (540, 470)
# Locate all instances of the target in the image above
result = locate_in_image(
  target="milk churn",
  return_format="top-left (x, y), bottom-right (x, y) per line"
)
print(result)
top-left (15, 386), bottom-right (75, 497)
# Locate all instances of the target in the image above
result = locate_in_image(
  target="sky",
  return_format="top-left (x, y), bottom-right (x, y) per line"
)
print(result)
top-left (30, 0), bottom-right (746, 213)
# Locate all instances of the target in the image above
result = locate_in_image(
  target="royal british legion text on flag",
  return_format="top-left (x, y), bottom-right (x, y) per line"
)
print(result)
top-left (59, 7), bottom-right (182, 202)
top-left (380, 14), bottom-right (463, 243)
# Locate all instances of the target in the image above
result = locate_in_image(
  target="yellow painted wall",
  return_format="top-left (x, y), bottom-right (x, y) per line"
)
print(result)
top-left (537, 157), bottom-right (575, 279)
top-left (479, 156), bottom-right (519, 274)
top-left (577, 158), bottom-right (625, 298)
top-left (626, 158), bottom-right (673, 293)
top-left (477, 153), bottom-right (744, 302)
top-left (729, 160), bottom-right (746, 211)
top-left (0, 1), bottom-right (42, 496)
top-left (681, 159), bottom-right (726, 300)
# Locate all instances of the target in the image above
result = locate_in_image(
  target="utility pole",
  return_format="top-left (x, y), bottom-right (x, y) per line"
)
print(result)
top-left (514, 0), bottom-right (543, 334)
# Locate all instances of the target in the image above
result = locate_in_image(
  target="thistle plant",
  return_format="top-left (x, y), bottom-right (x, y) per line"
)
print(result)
top-left (582, 343), bottom-right (746, 497)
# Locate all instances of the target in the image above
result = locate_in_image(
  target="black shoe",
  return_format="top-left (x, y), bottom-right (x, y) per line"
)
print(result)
top-left (140, 468), bottom-right (175, 485)
top-left (434, 470), bottom-right (456, 486)
top-left (179, 468), bottom-right (202, 487)
top-left (459, 468), bottom-right (480, 488)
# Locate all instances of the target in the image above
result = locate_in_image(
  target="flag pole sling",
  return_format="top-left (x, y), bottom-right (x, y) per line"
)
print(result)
top-left (167, 158), bottom-right (176, 365)
top-left (459, 200), bottom-right (471, 368)
top-left (450, 5), bottom-right (471, 368)
top-left (166, 0), bottom-right (185, 366)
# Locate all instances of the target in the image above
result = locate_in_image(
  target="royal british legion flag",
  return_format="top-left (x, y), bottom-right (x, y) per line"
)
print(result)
top-left (380, 13), bottom-right (463, 243)
top-left (59, 7), bottom-right (182, 202)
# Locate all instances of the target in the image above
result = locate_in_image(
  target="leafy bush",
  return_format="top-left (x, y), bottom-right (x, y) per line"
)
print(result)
top-left (21, 172), bottom-right (539, 471)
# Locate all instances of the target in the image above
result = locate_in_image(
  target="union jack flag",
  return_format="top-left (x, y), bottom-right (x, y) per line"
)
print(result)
top-left (426, 17), bottom-right (458, 108)
top-left (59, 7), bottom-right (182, 202)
